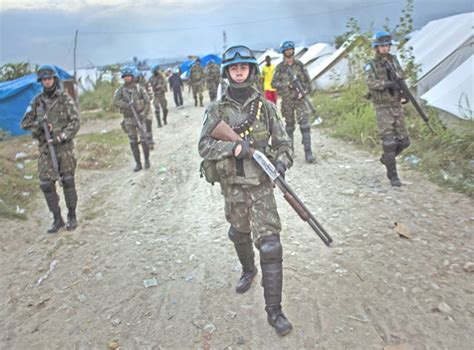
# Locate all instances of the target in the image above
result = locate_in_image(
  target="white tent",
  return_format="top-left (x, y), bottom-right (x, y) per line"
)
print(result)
top-left (299, 43), bottom-right (334, 66)
top-left (401, 12), bottom-right (474, 94)
top-left (421, 55), bottom-right (473, 120)
top-left (72, 68), bottom-right (100, 95)
top-left (257, 46), bottom-right (307, 71)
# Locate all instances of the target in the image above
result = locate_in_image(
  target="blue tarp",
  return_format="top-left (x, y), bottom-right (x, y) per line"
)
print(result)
top-left (0, 66), bottom-right (72, 136)
top-left (180, 54), bottom-right (222, 80)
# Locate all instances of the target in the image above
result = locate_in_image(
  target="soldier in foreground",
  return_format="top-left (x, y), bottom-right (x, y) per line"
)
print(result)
top-left (365, 31), bottom-right (411, 187)
top-left (205, 60), bottom-right (220, 102)
top-left (21, 65), bottom-right (80, 233)
top-left (198, 45), bottom-right (294, 336)
top-left (113, 67), bottom-right (151, 172)
top-left (149, 65), bottom-right (169, 127)
top-left (272, 40), bottom-right (315, 163)
top-left (189, 57), bottom-right (205, 107)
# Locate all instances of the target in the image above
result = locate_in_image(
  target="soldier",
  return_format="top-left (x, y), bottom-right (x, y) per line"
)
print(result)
top-left (113, 67), bottom-right (151, 172)
top-left (136, 71), bottom-right (155, 149)
top-left (189, 57), bottom-right (205, 107)
top-left (198, 45), bottom-right (293, 336)
top-left (365, 31), bottom-right (410, 187)
top-left (272, 40), bottom-right (315, 163)
top-left (21, 64), bottom-right (80, 233)
top-left (149, 65), bottom-right (169, 127)
top-left (205, 60), bottom-right (221, 102)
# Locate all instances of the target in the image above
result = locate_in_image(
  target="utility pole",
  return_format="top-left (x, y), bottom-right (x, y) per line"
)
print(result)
top-left (73, 29), bottom-right (78, 80)
top-left (222, 30), bottom-right (227, 51)
top-left (73, 29), bottom-right (79, 105)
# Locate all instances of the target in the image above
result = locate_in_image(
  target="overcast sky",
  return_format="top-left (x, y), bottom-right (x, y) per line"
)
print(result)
top-left (0, 0), bottom-right (472, 69)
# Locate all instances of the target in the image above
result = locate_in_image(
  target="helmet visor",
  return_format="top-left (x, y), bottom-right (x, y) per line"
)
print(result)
top-left (222, 46), bottom-right (254, 63)
top-left (37, 68), bottom-right (56, 79)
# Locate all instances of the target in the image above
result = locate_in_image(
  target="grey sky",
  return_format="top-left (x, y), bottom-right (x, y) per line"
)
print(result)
top-left (0, 0), bottom-right (472, 69)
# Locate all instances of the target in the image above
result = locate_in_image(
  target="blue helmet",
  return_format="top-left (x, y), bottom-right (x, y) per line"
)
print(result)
top-left (151, 65), bottom-right (160, 73)
top-left (37, 64), bottom-right (58, 82)
top-left (221, 45), bottom-right (258, 72)
top-left (372, 31), bottom-right (394, 48)
top-left (121, 67), bottom-right (135, 78)
top-left (279, 40), bottom-right (295, 53)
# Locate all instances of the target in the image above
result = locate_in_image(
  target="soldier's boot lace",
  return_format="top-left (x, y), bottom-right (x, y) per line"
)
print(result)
top-left (266, 305), bottom-right (293, 336)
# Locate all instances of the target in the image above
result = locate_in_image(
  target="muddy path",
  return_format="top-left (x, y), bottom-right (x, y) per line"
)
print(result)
top-left (1, 92), bottom-right (473, 350)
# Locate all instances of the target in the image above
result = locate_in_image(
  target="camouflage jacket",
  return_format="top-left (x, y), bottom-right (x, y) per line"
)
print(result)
top-left (21, 88), bottom-right (80, 153)
top-left (190, 64), bottom-right (205, 85)
top-left (205, 64), bottom-right (221, 85)
top-left (113, 82), bottom-right (151, 122)
top-left (272, 59), bottom-right (312, 100)
top-left (149, 72), bottom-right (168, 96)
top-left (365, 52), bottom-right (405, 105)
top-left (198, 87), bottom-right (293, 186)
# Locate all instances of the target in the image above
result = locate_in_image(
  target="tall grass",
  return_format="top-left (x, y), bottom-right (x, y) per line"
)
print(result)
top-left (79, 80), bottom-right (119, 112)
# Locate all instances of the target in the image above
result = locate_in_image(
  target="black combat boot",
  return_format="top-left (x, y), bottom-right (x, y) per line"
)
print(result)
top-left (142, 142), bottom-right (151, 169)
top-left (228, 227), bottom-right (257, 294)
top-left (194, 98), bottom-right (198, 107)
top-left (163, 108), bottom-right (168, 125)
top-left (155, 111), bottom-right (162, 128)
top-left (199, 96), bottom-right (204, 107)
top-left (130, 142), bottom-right (142, 172)
top-left (40, 180), bottom-right (65, 233)
top-left (145, 119), bottom-right (154, 149)
top-left (382, 137), bottom-right (402, 187)
top-left (260, 234), bottom-right (293, 336)
top-left (301, 129), bottom-right (315, 163)
top-left (62, 175), bottom-right (78, 231)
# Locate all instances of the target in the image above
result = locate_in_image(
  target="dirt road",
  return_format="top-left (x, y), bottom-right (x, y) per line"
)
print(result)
top-left (1, 92), bottom-right (473, 349)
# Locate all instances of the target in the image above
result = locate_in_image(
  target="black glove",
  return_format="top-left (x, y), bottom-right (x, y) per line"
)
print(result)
top-left (234, 140), bottom-right (253, 159)
top-left (275, 161), bottom-right (287, 178)
top-left (384, 80), bottom-right (399, 90)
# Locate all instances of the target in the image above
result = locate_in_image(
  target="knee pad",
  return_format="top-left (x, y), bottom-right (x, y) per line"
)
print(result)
top-left (39, 179), bottom-right (55, 194)
top-left (228, 226), bottom-right (251, 244)
top-left (259, 234), bottom-right (282, 263)
top-left (62, 173), bottom-right (75, 188)
top-left (382, 136), bottom-right (397, 153)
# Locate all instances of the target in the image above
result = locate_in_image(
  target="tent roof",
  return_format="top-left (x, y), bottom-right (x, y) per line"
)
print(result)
top-left (0, 66), bottom-right (72, 101)
top-left (257, 46), bottom-right (306, 68)
top-left (421, 55), bottom-right (473, 120)
top-left (299, 43), bottom-right (333, 66)
top-left (405, 12), bottom-right (474, 83)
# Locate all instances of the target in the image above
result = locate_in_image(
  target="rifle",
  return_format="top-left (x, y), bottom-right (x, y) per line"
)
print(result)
top-left (210, 120), bottom-right (333, 247)
top-left (41, 100), bottom-right (61, 181)
top-left (383, 59), bottom-right (435, 134)
top-left (286, 67), bottom-right (322, 124)
top-left (125, 90), bottom-right (149, 145)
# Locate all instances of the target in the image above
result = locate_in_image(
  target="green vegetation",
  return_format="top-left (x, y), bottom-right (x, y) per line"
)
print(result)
top-left (0, 62), bottom-right (37, 82)
top-left (79, 80), bottom-right (120, 112)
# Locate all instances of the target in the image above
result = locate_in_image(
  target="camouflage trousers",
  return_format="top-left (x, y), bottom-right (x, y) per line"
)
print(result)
top-left (121, 118), bottom-right (148, 144)
top-left (38, 145), bottom-right (76, 181)
top-left (375, 103), bottom-right (409, 140)
top-left (153, 94), bottom-right (168, 116)
top-left (222, 180), bottom-right (281, 245)
top-left (192, 84), bottom-right (204, 100)
top-left (281, 97), bottom-right (312, 132)
top-left (207, 81), bottom-right (219, 102)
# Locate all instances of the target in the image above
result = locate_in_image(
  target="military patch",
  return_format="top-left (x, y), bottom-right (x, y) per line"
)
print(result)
top-left (364, 63), bottom-right (372, 73)
top-left (25, 105), bottom-right (32, 114)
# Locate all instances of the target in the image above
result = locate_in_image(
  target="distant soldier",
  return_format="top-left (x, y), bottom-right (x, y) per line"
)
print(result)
top-left (21, 64), bottom-right (80, 233)
top-left (189, 57), bottom-right (205, 106)
top-left (136, 71), bottom-right (155, 149)
top-left (365, 31), bottom-right (410, 187)
top-left (113, 67), bottom-right (151, 172)
top-left (149, 65), bottom-right (169, 127)
top-left (272, 40), bottom-right (315, 163)
top-left (169, 67), bottom-right (184, 107)
top-left (205, 60), bottom-right (221, 102)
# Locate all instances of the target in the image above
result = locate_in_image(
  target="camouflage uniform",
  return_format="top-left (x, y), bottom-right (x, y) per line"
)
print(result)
top-left (205, 62), bottom-right (221, 102)
top-left (137, 75), bottom-right (155, 147)
top-left (21, 87), bottom-right (80, 232)
top-left (272, 59), bottom-right (315, 161)
top-left (366, 52), bottom-right (411, 185)
top-left (190, 62), bottom-right (205, 106)
top-left (149, 71), bottom-right (168, 127)
top-left (113, 81), bottom-right (152, 171)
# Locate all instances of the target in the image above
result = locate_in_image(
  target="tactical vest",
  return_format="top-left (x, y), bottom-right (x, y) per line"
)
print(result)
top-left (367, 55), bottom-right (403, 104)
top-left (118, 85), bottom-right (146, 118)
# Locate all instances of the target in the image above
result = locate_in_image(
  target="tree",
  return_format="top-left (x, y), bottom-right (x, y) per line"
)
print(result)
top-left (0, 62), bottom-right (37, 82)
